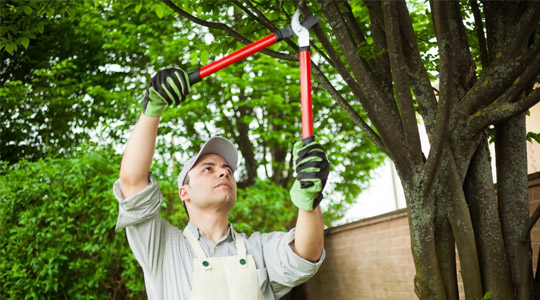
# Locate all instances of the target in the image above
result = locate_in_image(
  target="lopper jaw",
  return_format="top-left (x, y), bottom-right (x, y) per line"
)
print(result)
top-left (291, 10), bottom-right (311, 48)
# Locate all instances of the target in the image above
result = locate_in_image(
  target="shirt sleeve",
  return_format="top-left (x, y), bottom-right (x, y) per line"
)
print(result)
top-left (114, 173), bottom-right (163, 230)
top-left (259, 229), bottom-right (326, 298)
top-left (113, 173), bottom-right (167, 274)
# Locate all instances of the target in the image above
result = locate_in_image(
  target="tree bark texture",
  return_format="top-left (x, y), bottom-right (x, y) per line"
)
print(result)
top-left (464, 137), bottom-right (515, 299)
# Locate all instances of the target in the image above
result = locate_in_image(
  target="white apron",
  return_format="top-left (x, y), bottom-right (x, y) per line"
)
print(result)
top-left (183, 227), bottom-right (262, 300)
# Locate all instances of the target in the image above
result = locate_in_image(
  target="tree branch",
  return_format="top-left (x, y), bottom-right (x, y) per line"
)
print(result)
top-left (497, 3), bottom-right (540, 64)
top-left (234, 92), bottom-right (258, 187)
top-left (340, 1), bottom-right (375, 73)
top-left (297, 5), bottom-right (359, 91)
top-left (465, 44), bottom-right (540, 134)
top-left (470, 85), bottom-right (540, 133)
top-left (161, 0), bottom-right (295, 62)
top-left (234, 0), bottom-right (279, 32)
top-left (396, 1), bottom-right (438, 135)
top-left (456, 37), bottom-right (540, 124)
top-left (363, 0), bottom-right (393, 92)
top-left (523, 203), bottom-right (540, 242)
top-left (469, 0), bottom-right (489, 67)
top-left (317, 0), bottom-right (408, 166)
top-left (457, 4), bottom-right (540, 119)
top-left (421, 1), bottom-right (460, 193)
top-left (382, 0), bottom-right (423, 165)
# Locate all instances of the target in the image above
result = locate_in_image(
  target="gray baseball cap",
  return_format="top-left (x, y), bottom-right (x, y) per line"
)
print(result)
top-left (178, 137), bottom-right (238, 189)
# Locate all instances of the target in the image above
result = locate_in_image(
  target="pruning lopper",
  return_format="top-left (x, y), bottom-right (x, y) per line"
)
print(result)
top-left (187, 10), bottom-right (320, 144)
top-left (291, 10), bottom-right (316, 144)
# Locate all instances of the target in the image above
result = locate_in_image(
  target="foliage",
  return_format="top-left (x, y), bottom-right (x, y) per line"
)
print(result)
top-left (527, 131), bottom-right (540, 144)
top-left (0, 0), bottom-right (384, 219)
top-left (231, 179), bottom-right (297, 234)
top-left (0, 0), bottom-right (181, 164)
top-left (0, 0), bottom-right (75, 54)
top-left (0, 146), bottom-right (146, 299)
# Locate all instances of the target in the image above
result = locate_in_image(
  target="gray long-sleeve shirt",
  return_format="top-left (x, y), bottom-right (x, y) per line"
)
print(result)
top-left (114, 174), bottom-right (325, 300)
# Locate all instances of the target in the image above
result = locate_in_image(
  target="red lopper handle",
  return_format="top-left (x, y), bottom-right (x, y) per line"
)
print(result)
top-left (189, 33), bottom-right (280, 85)
top-left (299, 49), bottom-right (313, 142)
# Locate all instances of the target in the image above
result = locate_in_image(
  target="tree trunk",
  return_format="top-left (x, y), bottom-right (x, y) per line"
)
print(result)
top-left (464, 136), bottom-right (515, 299)
top-left (235, 100), bottom-right (258, 187)
top-left (402, 175), bottom-right (447, 300)
top-left (440, 145), bottom-right (484, 300)
top-left (496, 113), bottom-right (533, 300)
top-left (433, 177), bottom-right (459, 300)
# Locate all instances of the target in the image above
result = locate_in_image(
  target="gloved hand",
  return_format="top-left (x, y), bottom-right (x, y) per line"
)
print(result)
top-left (142, 68), bottom-right (190, 117)
top-left (289, 139), bottom-right (330, 211)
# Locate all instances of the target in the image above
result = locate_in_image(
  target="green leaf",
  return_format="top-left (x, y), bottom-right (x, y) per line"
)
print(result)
top-left (67, 8), bottom-right (76, 18)
top-left (36, 22), bottom-right (44, 34)
top-left (20, 37), bottom-right (30, 49)
top-left (155, 5), bottom-right (164, 18)
top-left (46, 8), bottom-right (55, 19)
top-left (200, 50), bottom-right (209, 65)
top-left (22, 5), bottom-right (32, 15)
top-left (526, 132), bottom-right (540, 143)
top-left (134, 3), bottom-right (143, 14)
top-left (5, 42), bottom-right (17, 53)
top-left (0, 26), bottom-right (9, 36)
top-left (189, 51), bottom-right (198, 65)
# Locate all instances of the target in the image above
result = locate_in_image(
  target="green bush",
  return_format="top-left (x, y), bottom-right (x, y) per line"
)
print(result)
top-left (0, 148), bottom-right (145, 299)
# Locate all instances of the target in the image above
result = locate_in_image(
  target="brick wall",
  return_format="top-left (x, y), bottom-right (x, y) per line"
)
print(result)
top-left (530, 173), bottom-right (540, 278)
top-left (285, 172), bottom-right (540, 300)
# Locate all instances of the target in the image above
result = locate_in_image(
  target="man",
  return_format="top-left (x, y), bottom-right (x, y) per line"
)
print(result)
top-left (114, 68), bottom-right (330, 300)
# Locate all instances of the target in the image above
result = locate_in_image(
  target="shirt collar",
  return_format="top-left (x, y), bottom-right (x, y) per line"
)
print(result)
top-left (186, 222), bottom-right (236, 242)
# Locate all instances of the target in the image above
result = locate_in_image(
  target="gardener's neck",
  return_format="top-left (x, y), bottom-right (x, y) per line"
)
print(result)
top-left (189, 213), bottom-right (230, 243)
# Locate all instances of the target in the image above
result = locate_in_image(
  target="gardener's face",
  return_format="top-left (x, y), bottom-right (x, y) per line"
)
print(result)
top-left (180, 154), bottom-right (237, 212)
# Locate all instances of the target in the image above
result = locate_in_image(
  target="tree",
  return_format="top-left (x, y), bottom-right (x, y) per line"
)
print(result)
top-left (156, 0), bottom-right (540, 299)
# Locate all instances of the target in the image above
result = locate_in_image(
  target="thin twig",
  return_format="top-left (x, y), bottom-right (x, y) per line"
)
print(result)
top-left (161, 0), bottom-right (295, 62)
top-left (523, 203), bottom-right (540, 242)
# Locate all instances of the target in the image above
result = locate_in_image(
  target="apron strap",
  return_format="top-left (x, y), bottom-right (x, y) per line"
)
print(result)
top-left (233, 230), bottom-right (247, 258)
top-left (183, 227), bottom-right (208, 259)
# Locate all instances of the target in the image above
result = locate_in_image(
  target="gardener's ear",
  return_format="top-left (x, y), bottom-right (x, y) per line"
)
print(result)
top-left (179, 186), bottom-right (190, 201)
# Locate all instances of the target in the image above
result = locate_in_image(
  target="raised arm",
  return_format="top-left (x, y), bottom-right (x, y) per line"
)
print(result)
top-left (289, 140), bottom-right (330, 261)
top-left (120, 115), bottom-right (160, 198)
top-left (294, 207), bottom-right (324, 262)
top-left (119, 68), bottom-right (191, 198)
